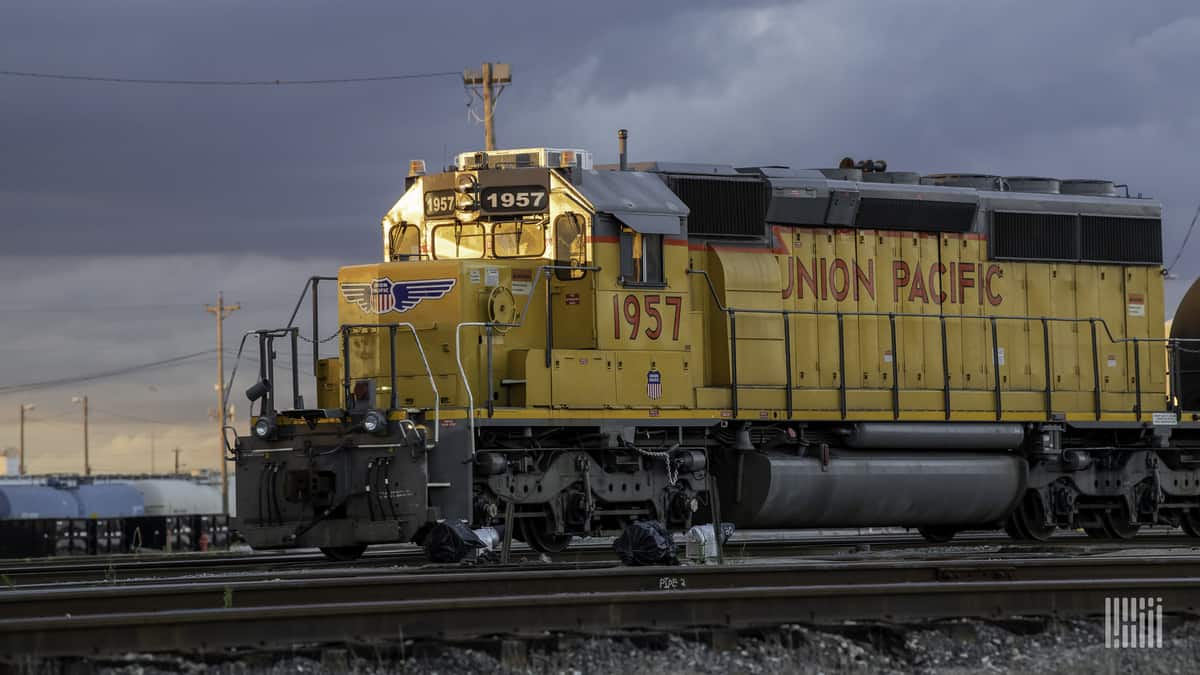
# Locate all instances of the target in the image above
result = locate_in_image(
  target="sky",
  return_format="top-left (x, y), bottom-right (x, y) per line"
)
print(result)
top-left (1, 0), bottom-right (1198, 473)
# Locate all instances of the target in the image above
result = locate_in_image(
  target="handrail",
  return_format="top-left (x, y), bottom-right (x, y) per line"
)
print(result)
top-left (283, 275), bottom-right (338, 376)
top-left (223, 330), bottom-right (261, 413)
top-left (340, 322), bottom-right (439, 447)
top-left (687, 268), bottom-right (1195, 421)
top-left (249, 327), bottom-right (302, 414)
top-left (455, 264), bottom-right (602, 459)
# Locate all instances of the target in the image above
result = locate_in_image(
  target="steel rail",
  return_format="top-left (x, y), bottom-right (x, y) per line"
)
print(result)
top-left (3, 565), bottom-right (1200, 658)
top-left (4, 553), bottom-right (1200, 620)
top-left (1, 530), bottom-right (1196, 588)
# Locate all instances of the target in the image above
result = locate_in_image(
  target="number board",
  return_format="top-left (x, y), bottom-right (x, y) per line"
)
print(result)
top-left (481, 186), bottom-right (548, 215)
top-left (423, 190), bottom-right (456, 218)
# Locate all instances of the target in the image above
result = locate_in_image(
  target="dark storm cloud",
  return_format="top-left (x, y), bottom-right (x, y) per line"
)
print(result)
top-left (503, 0), bottom-right (1200, 294)
top-left (4, 0), bottom-right (1200, 470)
top-left (0, 0), bottom-right (778, 257)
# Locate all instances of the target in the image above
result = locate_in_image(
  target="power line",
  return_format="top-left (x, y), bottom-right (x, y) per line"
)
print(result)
top-left (0, 68), bottom-right (460, 87)
top-left (0, 350), bottom-right (216, 396)
top-left (0, 303), bottom-right (209, 313)
top-left (0, 348), bottom-right (314, 406)
top-left (1166, 200), bottom-right (1200, 276)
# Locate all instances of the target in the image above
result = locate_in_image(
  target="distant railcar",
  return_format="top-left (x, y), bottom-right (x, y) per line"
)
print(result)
top-left (0, 485), bottom-right (78, 557)
top-left (232, 139), bottom-right (1200, 561)
top-left (0, 479), bottom-right (228, 558)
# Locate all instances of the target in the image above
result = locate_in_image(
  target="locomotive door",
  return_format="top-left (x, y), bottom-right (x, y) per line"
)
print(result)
top-left (549, 212), bottom-right (596, 349)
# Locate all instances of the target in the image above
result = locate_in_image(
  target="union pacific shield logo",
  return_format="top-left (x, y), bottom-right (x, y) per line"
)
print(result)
top-left (647, 367), bottom-right (662, 400)
top-left (340, 278), bottom-right (457, 314)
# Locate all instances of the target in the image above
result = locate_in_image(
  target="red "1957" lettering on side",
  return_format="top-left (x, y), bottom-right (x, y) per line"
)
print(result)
top-left (613, 294), bottom-right (683, 341)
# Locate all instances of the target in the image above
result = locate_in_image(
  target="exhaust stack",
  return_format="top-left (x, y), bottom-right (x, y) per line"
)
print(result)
top-left (618, 128), bottom-right (628, 171)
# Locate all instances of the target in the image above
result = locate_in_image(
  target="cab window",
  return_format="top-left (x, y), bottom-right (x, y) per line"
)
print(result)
top-left (619, 227), bottom-right (664, 286)
top-left (432, 223), bottom-right (486, 259)
top-left (554, 212), bottom-right (588, 280)
top-left (492, 220), bottom-right (547, 258)
top-left (388, 223), bottom-right (421, 261)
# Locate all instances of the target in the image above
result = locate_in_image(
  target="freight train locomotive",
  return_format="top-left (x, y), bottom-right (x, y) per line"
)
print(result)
top-left (232, 133), bottom-right (1200, 560)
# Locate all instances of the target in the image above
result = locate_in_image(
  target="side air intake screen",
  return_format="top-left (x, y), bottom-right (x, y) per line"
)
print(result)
top-left (992, 212), bottom-right (1078, 261)
top-left (854, 198), bottom-right (976, 232)
top-left (664, 176), bottom-right (767, 237)
top-left (1081, 215), bottom-right (1162, 265)
top-left (991, 212), bottom-right (1162, 265)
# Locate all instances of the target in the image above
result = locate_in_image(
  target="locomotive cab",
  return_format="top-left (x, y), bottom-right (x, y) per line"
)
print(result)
top-left (233, 148), bottom-right (707, 558)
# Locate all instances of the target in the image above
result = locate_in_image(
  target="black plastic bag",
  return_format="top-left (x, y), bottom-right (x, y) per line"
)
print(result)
top-left (613, 520), bottom-right (678, 566)
top-left (423, 520), bottom-right (485, 563)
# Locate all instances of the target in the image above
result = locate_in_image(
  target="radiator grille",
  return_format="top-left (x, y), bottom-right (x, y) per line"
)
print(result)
top-left (665, 176), bottom-right (767, 237)
top-left (1081, 215), bottom-right (1162, 264)
top-left (992, 212), bottom-right (1078, 261)
top-left (991, 212), bottom-right (1162, 264)
top-left (854, 197), bottom-right (976, 232)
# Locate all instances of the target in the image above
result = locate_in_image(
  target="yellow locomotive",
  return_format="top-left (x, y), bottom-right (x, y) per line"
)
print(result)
top-left (233, 133), bottom-right (1200, 560)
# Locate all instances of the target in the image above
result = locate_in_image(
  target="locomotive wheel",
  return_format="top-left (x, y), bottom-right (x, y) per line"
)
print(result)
top-left (520, 518), bottom-right (572, 554)
top-left (917, 526), bottom-right (957, 543)
top-left (1016, 492), bottom-right (1055, 542)
top-left (320, 544), bottom-right (368, 562)
top-left (1181, 510), bottom-right (1200, 538)
top-left (1101, 508), bottom-right (1141, 540)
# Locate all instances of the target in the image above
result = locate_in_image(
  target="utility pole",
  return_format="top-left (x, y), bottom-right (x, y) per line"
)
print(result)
top-left (71, 396), bottom-right (89, 475)
top-left (205, 292), bottom-right (240, 513)
top-left (18, 404), bottom-right (34, 476)
top-left (463, 62), bottom-right (512, 151)
top-left (173, 447), bottom-right (182, 474)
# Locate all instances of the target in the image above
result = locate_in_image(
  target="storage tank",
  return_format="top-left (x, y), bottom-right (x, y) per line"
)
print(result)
top-left (0, 485), bottom-right (78, 519)
top-left (124, 480), bottom-right (222, 515)
top-left (73, 484), bottom-right (144, 518)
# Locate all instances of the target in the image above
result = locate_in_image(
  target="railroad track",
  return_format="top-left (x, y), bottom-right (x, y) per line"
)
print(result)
top-left (2, 551), bottom-right (1199, 658)
top-left (1, 530), bottom-right (1197, 588)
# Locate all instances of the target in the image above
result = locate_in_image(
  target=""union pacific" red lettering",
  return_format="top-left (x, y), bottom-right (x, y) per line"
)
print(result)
top-left (782, 257), bottom-right (1003, 306)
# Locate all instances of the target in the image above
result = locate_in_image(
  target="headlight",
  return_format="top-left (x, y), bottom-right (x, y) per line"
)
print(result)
top-left (455, 173), bottom-right (478, 193)
top-left (363, 409), bottom-right (387, 435)
top-left (253, 416), bottom-right (276, 439)
top-left (455, 192), bottom-right (477, 210)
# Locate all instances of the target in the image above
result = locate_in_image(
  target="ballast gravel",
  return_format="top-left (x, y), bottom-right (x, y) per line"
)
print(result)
top-left (45, 617), bottom-right (1200, 674)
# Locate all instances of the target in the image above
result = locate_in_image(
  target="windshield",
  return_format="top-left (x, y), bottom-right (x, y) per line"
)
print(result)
top-left (492, 220), bottom-right (547, 258)
top-left (430, 220), bottom-right (548, 260)
top-left (388, 224), bottom-right (421, 259)
top-left (432, 223), bottom-right (486, 259)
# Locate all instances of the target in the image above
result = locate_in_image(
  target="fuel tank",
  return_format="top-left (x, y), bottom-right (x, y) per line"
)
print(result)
top-left (723, 450), bottom-right (1026, 529)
